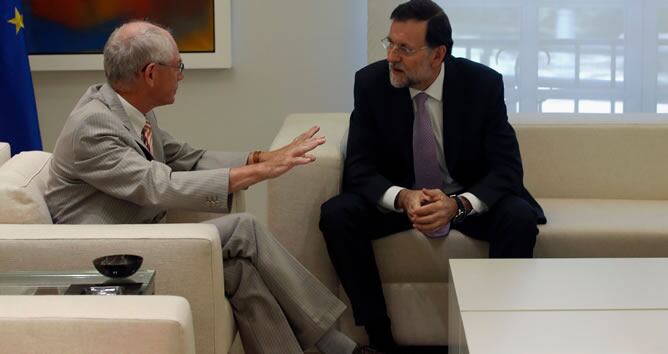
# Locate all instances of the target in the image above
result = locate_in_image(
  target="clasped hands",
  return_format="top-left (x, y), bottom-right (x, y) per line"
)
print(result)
top-left (395, 188), bottom-right (458, 234)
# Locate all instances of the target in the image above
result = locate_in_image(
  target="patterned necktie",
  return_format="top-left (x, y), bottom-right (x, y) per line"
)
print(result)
top-left (413, 92), bottom-right (450, 237)
top-left (141, 119), bottom-right (153, 155)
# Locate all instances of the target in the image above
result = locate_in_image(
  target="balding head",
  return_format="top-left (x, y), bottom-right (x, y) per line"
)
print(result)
top-left (103, 21), bottom-right (178, 90)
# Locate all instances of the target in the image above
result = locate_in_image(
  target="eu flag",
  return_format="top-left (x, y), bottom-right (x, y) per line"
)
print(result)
top-left (0, 0), bottom-right (41, 155)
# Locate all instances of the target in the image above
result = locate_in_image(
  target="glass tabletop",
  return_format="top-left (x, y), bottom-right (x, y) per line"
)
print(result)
top-left (0, 270), bottom-right (155, 295)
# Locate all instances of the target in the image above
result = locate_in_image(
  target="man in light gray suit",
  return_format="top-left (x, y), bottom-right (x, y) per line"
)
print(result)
top-left (45, 21), bottom-right (379, 354)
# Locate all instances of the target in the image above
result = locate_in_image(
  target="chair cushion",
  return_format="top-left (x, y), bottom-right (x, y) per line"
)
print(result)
top-left (0, 151), bottom-right (53, 224)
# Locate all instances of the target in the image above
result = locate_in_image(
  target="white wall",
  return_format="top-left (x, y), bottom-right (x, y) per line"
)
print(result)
top-left (368, 0), bottom-right (402, 63)
top-left (32, 1), bottom-right (367, 224)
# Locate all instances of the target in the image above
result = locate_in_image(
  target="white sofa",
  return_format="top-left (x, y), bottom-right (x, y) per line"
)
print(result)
top-left (0, 148), bottom-right (242, 354)
top-left (267, 113), bottom-right (668, 346)
top-left (0, 295), bottom-right (196, 354)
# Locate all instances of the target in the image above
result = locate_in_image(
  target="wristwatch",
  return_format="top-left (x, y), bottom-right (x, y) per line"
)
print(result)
top-left (450, 195), bottom-right (468, 224)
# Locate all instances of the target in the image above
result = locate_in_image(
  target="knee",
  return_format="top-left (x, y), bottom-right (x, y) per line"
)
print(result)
top-left (496, 196), bottom-right (539, 239)
top-left (234, 212), bottom-right (259, 229)
top-left (319, 194), bottom-right (368, 237)
top-left (320, 194), bottom-right (361, 228)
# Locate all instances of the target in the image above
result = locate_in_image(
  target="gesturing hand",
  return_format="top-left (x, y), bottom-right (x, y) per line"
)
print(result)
top-left (263, 125), bottom-right (326, 178)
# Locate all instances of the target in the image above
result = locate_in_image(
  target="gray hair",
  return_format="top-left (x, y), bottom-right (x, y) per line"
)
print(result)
top-left (103, 22), bottom-right (176, 89)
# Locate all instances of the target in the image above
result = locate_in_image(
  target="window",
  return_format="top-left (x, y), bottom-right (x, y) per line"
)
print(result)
top-left (369, 0), bottom-right (668, 114)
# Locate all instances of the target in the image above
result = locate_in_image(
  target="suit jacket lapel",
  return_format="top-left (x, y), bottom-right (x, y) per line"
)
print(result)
top-left (392, 86), bottom-right (415, 179)
top-left (442, 56), bottom-right (462, 170)
top-left (99, 84), bottom-right (154, 161)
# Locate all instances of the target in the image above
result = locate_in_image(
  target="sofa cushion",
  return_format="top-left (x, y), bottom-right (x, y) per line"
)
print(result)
top-left (0, 151), bottom-right (53, 224)
top-left (373, 198), bottom-right (668, 284)
top-left (0, 143), bottom-right (9, 165)
top-left (373, 229), bottom-right (487, 284)
top-left (535, 198), bottom-right (668, 257)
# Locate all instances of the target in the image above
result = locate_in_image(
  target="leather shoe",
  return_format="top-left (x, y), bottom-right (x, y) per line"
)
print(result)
top-left (353, 345), bottom-right (385, 354)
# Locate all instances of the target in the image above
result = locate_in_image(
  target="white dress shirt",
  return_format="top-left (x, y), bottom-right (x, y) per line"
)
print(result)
top-left (117, 93), bottom-right (149, 142)
top-left (379, 62), bottom-right (488, 215)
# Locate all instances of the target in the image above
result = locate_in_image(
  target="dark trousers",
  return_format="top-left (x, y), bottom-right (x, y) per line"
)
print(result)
top-left (319, 192), bottom-right (539, 326)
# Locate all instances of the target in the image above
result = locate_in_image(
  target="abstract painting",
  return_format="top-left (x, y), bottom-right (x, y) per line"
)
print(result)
top-left (22, 0), bottom-right (230, 70)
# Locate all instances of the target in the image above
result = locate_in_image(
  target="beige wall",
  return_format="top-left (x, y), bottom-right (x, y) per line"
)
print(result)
top-left (368, 0), bottom-right (402, 63)
top-left (32, 1), bottom-right (367, 223)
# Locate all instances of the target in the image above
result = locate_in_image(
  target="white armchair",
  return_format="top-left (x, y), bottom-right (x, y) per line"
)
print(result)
top-left (0, 147), bottom-right (242, 354)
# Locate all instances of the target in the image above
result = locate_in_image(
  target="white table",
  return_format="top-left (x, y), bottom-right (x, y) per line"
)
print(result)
top-left (448, 258), bottom-right (668, 354)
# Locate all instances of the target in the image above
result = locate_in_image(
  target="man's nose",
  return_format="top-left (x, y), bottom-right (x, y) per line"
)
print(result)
top-left (387, 47), bottom-right (401, 62)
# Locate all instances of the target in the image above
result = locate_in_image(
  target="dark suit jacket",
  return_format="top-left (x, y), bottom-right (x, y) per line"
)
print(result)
top-left (343, 56), bottom-right (546, 223)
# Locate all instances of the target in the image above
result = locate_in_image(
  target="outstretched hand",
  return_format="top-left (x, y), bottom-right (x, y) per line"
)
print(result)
top-left (262, 126), bottom-right (326, 178)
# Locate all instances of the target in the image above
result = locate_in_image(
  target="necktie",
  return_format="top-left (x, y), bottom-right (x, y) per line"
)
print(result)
top-left (141, 119), bottom-right (153, 155)
top-left (412, 92), bottom-right (450, 237)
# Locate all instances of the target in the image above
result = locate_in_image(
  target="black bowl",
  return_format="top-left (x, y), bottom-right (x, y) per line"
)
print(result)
top-left (93, 254), bottom-right (143, 278)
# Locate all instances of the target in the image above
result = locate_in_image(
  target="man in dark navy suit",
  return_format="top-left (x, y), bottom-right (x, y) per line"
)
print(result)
top-left (319, 1), bottom-right (546, 352)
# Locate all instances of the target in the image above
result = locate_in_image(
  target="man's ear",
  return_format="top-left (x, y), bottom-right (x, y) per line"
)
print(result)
top-left (141, 63), bottom-right (157, 87)
top-left (431, 45), bottom-right (446, 67)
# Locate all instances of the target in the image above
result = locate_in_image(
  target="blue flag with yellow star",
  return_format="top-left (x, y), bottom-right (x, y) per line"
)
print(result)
top-left (0, 0), bottom-right (41, 155)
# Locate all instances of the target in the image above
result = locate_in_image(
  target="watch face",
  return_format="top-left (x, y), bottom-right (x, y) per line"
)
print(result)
top-left (453, 209), bottom-right (466, 224)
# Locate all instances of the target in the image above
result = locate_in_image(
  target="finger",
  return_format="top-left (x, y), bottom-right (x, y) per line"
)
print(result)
top-left (292, 155), bottom-right (316, 165)
top-left (293, 137), bottom-right (326, 155)
top-left (302, 154), bottom-right (316, 162)
top-left (422, 188), bottom-right (445, 201)
top-left (414, 221), bottom-right (444, 233)
top-left (406, 201), bottom-right (422, 217)
top-left (298, 126), bottom-right (320, 140)
top-left (412, 212), bottom-right (445, 226)
top-left (412, 201), bottom-right (444, 217)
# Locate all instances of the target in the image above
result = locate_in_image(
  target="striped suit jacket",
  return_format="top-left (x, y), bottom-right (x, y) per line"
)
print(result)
top-left (45, 83), bottom-right (248, 224)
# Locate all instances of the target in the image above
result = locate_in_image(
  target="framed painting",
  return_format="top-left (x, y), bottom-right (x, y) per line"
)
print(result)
top-left (23, 0), bottom-right (231, 70)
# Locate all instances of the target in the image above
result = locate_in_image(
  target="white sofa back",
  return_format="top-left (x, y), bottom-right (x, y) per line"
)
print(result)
top-left (0, 142), bottom-right (10, 165)
top-left (514, 113), bottom-right (668, 200)
top-left (0, 151), bottom-right (53, 224)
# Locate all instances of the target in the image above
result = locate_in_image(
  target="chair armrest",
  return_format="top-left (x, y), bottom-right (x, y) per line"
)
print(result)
top-left (0, 295), bottom-right (195, 354)
top-left (0, 223), bottom-right (235, 354)
top-left (267, 113), bottom-right (350, 293)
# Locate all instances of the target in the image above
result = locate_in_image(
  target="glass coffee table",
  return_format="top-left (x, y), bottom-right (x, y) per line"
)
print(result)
top-left (0, 270), bottom-right (155, 295)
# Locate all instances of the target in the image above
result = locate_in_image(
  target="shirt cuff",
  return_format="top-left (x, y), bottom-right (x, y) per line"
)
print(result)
top-left (379, 186), bottom-right (405, 212)
top-left (459, 192), bottom-right (488, 215)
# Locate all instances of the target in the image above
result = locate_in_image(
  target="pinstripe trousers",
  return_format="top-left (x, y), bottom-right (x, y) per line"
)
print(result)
top-left (205, 213), bottom-right (345, 354)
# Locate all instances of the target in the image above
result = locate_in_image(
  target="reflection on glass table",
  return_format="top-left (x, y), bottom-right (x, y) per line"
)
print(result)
top-left (0, 270), bottom-right (155, 295)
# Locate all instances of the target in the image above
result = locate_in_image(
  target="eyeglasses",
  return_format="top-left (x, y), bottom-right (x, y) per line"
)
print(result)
top-left (381, 37), bottom-right (429, 57)
top-left (158, 61), bottom-right (185, 73)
